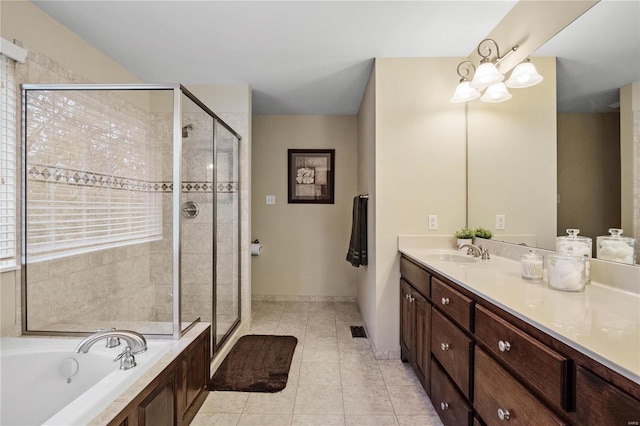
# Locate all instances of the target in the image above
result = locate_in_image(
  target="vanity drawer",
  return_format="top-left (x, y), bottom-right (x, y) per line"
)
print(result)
top-left (575, 366), bottom-right (640, 425)
top-left (431, 359), bottom-right (473, 426)
top-left (475, 305), bottom-right (569, 410)
top-left (400, 257), bottom-right (430, 298)
top-left (432, 277), bottom-right (472, 330)
top-left (474, 347), bottom-right (567, 426)
top-left (431, 309), bottom-right (473, 398)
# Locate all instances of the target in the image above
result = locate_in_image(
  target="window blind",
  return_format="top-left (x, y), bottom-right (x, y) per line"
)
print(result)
top-left (0, 54), bottom-right (16, 268)
top-left (24, 88), bottom-right (164, 262)
top-left (26, 179), bottom-right (163, 260)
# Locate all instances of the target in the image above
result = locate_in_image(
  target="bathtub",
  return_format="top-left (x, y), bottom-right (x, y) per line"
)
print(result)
top-left (0, 336), bottom-right (171, 426)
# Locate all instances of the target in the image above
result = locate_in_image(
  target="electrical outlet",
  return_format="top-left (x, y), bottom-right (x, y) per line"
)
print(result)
top-left (496, 214), bottom-right (506, 230)
top-left (266, 195), bottom-right (275, 205)
top-left (428, 214), bottom-right (438, 230)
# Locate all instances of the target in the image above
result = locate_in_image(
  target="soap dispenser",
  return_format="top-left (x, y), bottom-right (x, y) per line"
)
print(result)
top-left (556, 229), bottom-right (592, 284)
top-left (597, 228), bottom-right (636, 265)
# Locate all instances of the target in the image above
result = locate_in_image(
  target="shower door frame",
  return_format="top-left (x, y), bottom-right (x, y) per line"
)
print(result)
top-left (19, 83), bottom-right (242, 348)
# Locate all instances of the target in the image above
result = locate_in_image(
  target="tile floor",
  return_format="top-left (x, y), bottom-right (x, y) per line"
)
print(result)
top-left (191, 301), bottom-right (443, 426)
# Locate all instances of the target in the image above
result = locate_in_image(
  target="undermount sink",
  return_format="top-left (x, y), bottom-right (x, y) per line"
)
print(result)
top-left (421, 252), bottom-right (480, 265)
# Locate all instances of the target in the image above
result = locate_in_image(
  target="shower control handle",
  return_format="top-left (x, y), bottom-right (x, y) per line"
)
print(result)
top-left (181, 201), bottom-right (199, 219)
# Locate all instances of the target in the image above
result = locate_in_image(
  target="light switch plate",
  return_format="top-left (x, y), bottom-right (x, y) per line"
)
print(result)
top-left (428, 214), bottom-right (438, 230)
top-left (266, 195), bottom-right (275, 205)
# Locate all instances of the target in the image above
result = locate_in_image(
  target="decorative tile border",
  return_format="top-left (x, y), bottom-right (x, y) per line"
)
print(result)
top-left (27, 164), bottom-right (238, 193)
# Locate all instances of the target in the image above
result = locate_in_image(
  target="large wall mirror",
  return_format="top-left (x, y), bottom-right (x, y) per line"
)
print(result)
top-left (467, 0), bottom-right (639, 265)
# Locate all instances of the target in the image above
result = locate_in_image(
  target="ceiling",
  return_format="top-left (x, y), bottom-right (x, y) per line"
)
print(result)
top-left (31, 0), bottom-right (639, 115)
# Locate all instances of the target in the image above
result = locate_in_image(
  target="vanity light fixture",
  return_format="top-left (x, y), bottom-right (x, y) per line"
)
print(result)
top-left (451, 39), bottom-right (543, 104)
top-left (480, 82), bottom-right (512, 103)
top-left (505, 58), bottom-right (544, 88)
top-left (450, 61), bottom-right (481, 103)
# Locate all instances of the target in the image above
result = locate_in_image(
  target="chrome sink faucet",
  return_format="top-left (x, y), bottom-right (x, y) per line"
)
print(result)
top-left (457, 243), bottom-right (490, 260)
top-left (75, 329), bottom-right (147, 355)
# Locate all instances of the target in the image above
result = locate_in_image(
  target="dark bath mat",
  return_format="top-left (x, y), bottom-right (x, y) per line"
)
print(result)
top-left (350, 325), bottom-right (367, 338)
top-left (210, 334), bottom-right (298, 393)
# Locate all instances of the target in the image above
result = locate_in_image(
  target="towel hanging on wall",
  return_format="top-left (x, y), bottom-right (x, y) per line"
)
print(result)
top-left (346, 195), bottom-right (368, 267)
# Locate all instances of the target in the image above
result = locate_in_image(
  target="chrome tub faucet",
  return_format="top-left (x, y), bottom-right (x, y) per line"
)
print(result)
top-left (75, 329), bottom-right (147, 355)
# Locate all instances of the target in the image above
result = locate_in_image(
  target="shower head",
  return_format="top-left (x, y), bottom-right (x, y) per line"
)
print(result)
top-left (182, 124), bottom-right (194, 138)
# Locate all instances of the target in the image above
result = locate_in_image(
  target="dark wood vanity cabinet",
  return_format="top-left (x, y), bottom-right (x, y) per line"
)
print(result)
top-left (575, 366), bottom-right (640, 425)
top-left (107, 326), bottom-right (211, 426)
top-left (400, 258), bottom-right (432, 394)
top-left (400, 276), bottom-right (431, 393)
top-left (399, 255), bottom-right (640, 426)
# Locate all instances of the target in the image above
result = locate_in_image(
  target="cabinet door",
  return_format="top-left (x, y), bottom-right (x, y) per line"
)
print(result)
top-left (400, 279), bottom-right (414, 362)
top-left (575, 366), bottom-right (640, 425)
top-left (413, 290), bottom-right (431, 393)
top-left (138, 372), bottom-right (176, 426)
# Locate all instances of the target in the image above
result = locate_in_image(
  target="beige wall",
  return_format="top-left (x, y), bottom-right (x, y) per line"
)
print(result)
top-left (558, 112), bottom-right (621, 248)
top-left (251, 115), bottom-right (358, 298)
top-left (468, 57), bottom-right (557, 250)
top-left (372, 58), bottom-right (468, 355)
top-left (356, 66), bottom-right (377, 344)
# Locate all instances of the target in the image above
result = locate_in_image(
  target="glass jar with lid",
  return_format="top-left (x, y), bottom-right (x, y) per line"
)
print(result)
top-left (521, 249), bottom-right (543, 281)
top-left (556, 229), bottom-right (592, 284)
top-left (597, 228), bottom-right (636, 265)
top-left (547, 247), bottom-right (586, 292)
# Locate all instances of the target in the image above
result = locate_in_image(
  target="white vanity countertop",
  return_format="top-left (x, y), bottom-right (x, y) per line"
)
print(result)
top-left (399, 247), bottom-right (640, 385)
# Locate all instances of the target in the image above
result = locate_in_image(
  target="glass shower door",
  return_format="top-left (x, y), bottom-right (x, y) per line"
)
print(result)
top-left (214, 120), bottom-right (240, 349)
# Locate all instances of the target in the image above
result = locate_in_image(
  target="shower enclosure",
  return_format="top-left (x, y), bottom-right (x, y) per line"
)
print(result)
top-left (21, 83), bottom-right (240, 354)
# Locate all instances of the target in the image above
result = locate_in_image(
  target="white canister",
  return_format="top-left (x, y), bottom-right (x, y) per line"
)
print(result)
top-left (596, 228), bottom-right (636, 265)
top-left (556, 229), bottom-right (592, 284)
top-left (547, 250), bottom-right (586, 292)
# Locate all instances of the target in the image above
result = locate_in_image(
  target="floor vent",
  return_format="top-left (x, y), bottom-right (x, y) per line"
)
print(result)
top-left (350, 326), bottom-right (367, 338)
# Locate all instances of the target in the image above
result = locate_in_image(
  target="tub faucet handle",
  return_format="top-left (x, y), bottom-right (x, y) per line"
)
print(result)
top-left (106, 328), bottom-right (121, 348)
top-left (94, 328), bottom-right (121, 348)
top-left (114, 346), bottom-right (137, 370)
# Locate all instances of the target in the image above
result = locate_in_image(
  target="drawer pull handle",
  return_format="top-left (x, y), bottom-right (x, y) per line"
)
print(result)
top-left (498, 408), bottom-right (511, 421)
top-left (441, 297), bottom-right (450, 305)
top-left (498, 340), bottom-right (511, 352)
top-left (440, 342), bottom-right (450, 351)
top-left (440, 402), bottom-right (449, 411)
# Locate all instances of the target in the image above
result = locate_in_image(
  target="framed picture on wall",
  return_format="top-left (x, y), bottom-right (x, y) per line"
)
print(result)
top-left (287, 149), bottom-right (335, 204)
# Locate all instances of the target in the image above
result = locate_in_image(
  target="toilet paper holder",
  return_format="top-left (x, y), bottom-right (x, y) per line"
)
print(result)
top-left (251, 239), bottom-right (262, 256)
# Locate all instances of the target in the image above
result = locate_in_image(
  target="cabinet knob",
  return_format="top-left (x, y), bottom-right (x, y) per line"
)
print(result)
top-left (440, 342), bottom-right (450, 351)
top-left (441, 297), bottom-right (450, 305)
top-left (405, 294), bottom-right (410, 300)
top-left (498, 408), bottom-right (511, 420)
top-left (498, 340), bottom-right (511, 352)
top-left (440, 402), bottom-right (449, 411)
